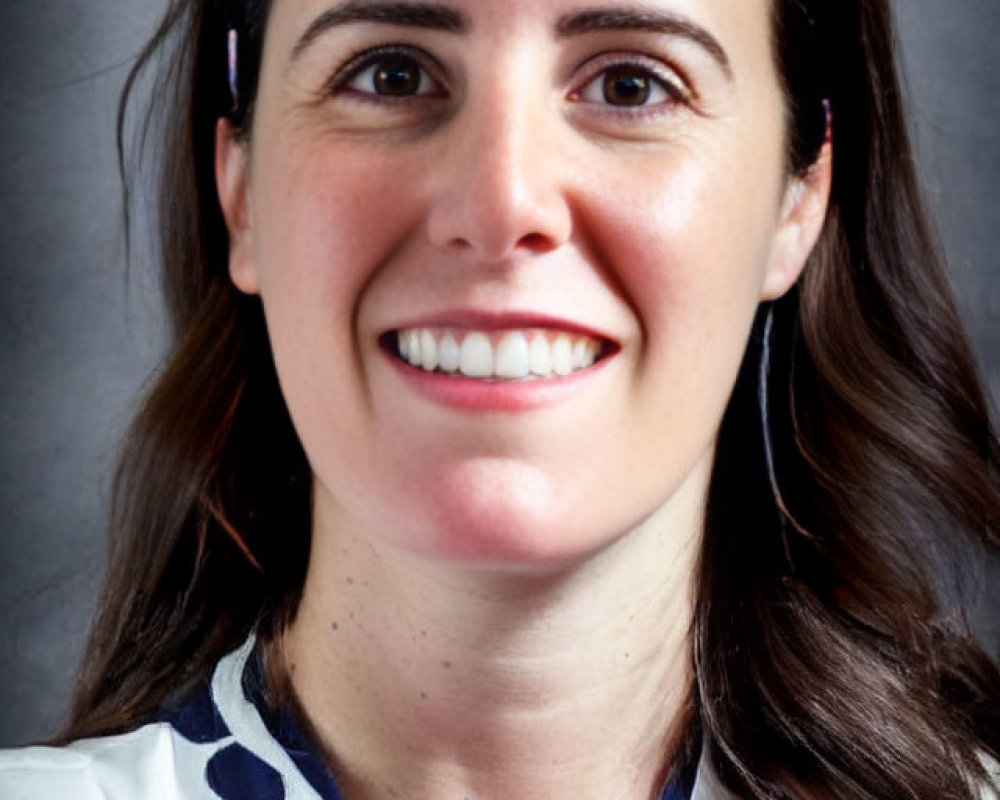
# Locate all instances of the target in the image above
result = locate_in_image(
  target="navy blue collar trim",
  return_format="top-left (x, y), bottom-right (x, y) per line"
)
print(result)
top-left (241, 644), bottom-right (345, 799)
top-left (157, 640), bottom-right (694, 800)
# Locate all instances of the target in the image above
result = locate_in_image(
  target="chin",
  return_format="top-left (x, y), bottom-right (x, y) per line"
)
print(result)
top-left (385, 463), bottom-right (644, 569)
top-left (418, 509), bottom-right (601, 568)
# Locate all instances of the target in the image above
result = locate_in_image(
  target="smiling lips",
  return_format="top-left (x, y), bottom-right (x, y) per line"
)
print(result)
top-left (395, 328), bottom-right (606, 381)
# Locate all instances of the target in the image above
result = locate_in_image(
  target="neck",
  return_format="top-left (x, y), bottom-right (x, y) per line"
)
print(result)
top-left (277, 488), bottom-right (703, 800)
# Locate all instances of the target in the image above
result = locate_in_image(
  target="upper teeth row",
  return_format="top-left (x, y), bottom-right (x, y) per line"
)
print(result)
top-left (397, 329), bottom-right (602, 379)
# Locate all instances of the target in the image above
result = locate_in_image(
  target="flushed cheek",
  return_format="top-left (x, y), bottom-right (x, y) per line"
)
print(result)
top-left (577, 150), bottom-right (780, 464)
top-left (246, 143), bottom-right (428, 473)
top-left (588, 152), bottom-right (776, 346)
top-left (252, 141), bottom-right (425, 306)
top-left (251, 140), bottom-right (426, 369)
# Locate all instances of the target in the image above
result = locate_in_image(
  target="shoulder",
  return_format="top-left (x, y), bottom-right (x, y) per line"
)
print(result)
top-left (0, 636), bottom-right (329, 800)
top-left (0, 721), bottom-right (231, 800)
top-left (0, 743), bottom-right (96, 800)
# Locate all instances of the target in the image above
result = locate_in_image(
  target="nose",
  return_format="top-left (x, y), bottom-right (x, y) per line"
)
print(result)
top-left (425, 77), bottom-right (573, 264)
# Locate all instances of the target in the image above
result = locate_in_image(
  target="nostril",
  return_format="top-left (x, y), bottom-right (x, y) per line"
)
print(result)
top-left (518, 232), bottom-right (551, 252)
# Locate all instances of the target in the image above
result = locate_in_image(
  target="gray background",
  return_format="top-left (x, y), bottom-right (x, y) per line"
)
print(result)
top-left (0, 1), bottom-right (997, 747)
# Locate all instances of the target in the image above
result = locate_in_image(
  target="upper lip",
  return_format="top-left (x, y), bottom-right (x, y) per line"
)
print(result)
top-left (382, 309), bottom-right (620, 344)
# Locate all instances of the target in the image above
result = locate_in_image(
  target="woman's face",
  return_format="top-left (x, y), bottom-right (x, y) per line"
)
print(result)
top-left (219, 0), bottom-right (829, 566)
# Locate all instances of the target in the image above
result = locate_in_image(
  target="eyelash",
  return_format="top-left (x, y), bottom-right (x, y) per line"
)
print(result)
top-left (570, 54), bottom-right (691, 114)
top-left (328, 45), bottom-right (691, 115)
top-left (329, 44), bottom-right (445, 102)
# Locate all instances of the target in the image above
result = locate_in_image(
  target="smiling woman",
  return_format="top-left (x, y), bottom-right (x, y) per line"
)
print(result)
top-left (225, 0), bottom-right (803, 572)
top-left (1, 1), bottom-right (998, 799)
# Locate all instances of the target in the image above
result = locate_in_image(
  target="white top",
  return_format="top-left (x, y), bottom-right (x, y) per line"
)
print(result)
top-left (4, 637), bottom-right (996, 799)
top-left (0, 636), bottom-right (736, 800)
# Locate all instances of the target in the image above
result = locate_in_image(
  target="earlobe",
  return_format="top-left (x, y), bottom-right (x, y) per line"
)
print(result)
top-left (761, 139), bottom-right (833, 301)
top-left (215, 118), bottom-right (259, 295)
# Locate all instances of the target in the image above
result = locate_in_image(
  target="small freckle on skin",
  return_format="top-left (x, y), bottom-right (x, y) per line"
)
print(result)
top-left (442, 660), bottom-right (452, 669)
top-left (421, 630), bottom-right (427, 637)
top-left (346, 577), bottom-right (354, 585)
top-left (420, 691), bottom-right (427, 700)
top-left (331, 622), bottom-right (339, 631)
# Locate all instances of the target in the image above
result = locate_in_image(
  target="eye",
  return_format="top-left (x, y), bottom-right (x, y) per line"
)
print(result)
top-left (574, 61), bottom-right (686, 109)
top-left (337, 49), bottom-right (442, 99)
top-left (594, 68), bottom-right (659, 107)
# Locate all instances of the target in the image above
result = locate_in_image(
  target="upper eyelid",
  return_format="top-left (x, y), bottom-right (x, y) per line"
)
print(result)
top-left (571, 51), bottom-right (693, 100)
top-left (328, 43), bottom-right (449, 94)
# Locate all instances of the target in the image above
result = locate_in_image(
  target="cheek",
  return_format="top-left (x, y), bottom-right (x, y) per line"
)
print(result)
top-left (248, 138), bottom-right (427, 379)
top-left (590, 151), bottom-right (779, 331)
top-left (576, 140), bottom-right (783, 448)
top-left (589, 121), bottom-right (784, 332)
top-left (251, 141), bottom-right (421, 309)
top-left (245, 142), bottom-right (428, 471)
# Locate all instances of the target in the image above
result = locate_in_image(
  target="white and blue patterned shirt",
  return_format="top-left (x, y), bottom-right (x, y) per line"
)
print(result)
top-left (0, 635), bottom-right (734, 799)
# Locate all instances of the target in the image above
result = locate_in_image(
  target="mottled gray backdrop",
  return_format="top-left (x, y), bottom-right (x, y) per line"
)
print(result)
top-left (1, 1), bottom-right (997, 746)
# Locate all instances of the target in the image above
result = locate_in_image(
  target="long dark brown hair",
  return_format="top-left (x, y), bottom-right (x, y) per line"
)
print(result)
top-left (62, 0), bottom-right (1000, 797)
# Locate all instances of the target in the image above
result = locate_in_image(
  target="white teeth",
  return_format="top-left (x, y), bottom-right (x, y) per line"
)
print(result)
top-left (439, 332), bottom-right (460, 373)
top-left (574, 339), bottom-right (598, 370)
top-left (551, 335), bottom-right (574, 377)
top-left (394, 328), bottom-right (604, 381)
top-left (495, 332), bottom-right (530, 379)
top-left (459, 332), bottom-right (494, 378)
top-left (529, 334), bottom-right (551, 376)
top-left (406, 330), bottom-right (421, 366)
top-left (420, 329), bottom-right (438, 371)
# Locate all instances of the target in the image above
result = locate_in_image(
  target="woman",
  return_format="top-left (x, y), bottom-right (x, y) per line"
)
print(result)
top-left (1, 0), bottom-right (998, 797)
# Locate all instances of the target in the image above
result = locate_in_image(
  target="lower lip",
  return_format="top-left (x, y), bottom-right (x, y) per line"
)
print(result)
top-left (385, 351), bottom-right (612, 412)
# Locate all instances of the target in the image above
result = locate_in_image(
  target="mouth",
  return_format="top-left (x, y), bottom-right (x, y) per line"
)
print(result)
top-left (382, 327), bottom-right (615, 381)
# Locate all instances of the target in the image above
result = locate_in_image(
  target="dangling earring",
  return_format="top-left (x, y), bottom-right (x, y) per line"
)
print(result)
top-left (758, 304), bottom-right (812, 562)
top-left (227, 27), bottom-right (240, 114)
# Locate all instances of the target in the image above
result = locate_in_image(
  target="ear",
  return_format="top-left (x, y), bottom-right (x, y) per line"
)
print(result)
top-left (215, 118), bottom-right (259, 295)
top-left (760, 139), bottom-right (833, 301)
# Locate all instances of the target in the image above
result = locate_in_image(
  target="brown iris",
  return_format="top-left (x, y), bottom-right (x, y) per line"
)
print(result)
top-left (602, 68), bottom-right (652, 107)
top-left (373, 56), bottom-right (422, 96)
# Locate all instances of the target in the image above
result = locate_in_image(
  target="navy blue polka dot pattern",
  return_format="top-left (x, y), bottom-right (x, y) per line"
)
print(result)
top-left (207, 743), bottom-right (286, 799)
top-left (663, 752), bottom-right (700, 800)
top-left (663, 778), bottom-right (692, 800)
top-left (155, 681), bottom-right (230, 744)
top-left (242, 647), bottom-right (345, 799)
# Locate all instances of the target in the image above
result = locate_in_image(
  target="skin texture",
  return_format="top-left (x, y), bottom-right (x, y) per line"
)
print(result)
top-left (216, 0), bottom-right (831, 797)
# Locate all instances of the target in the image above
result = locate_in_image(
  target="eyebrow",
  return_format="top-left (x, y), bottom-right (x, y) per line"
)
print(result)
top-left (556, 7), bottom-right (732, 79)
top-left (289, 2), bottom-right (731, 81)
top-left (290, 1), bottom-right (466, 62)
